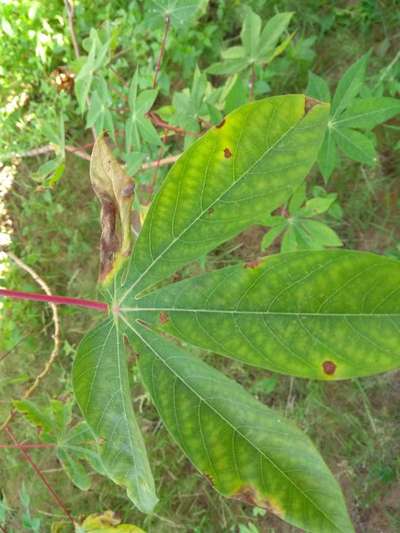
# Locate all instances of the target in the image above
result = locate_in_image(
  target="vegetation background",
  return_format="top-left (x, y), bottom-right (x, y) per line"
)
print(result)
top-left (0, 0), bottom-right (399, 531)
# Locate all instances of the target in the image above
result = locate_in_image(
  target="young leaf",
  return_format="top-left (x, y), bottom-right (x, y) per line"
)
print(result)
top-left (118, 95), bottom-right (329, 301)
top-left (124, 250), bottom-right (400, 380)
top-left (72, 319), bottom-right (157, 513)
top-left (127, 322), bottom-right (354, 533)
top-left (241, 8), bottom-right (261, 58)
top-left (331, 53), bottom-right (369, 117)
top-left (335, 97), bottom-right (400, 129)
top-left (298, 195), bottom-right (337, 217)
top-left (259, 12), bottom-right (293, 57)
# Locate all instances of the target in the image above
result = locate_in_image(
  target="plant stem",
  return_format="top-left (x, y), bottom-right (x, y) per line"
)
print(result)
top-left (249, 64), bottom-right (256, 100)
top-left (152, 15), bottom-right (171, 89)
top-left (0, 443), bottom-right (55, 449)
top-left (0, 288), bottom-right (108, 312)
top-left (64, 0), bottom-right (80, 58)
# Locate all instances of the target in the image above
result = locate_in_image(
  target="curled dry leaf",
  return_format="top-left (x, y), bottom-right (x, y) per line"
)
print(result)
top-left (90, 134), bottom-right (135, 282)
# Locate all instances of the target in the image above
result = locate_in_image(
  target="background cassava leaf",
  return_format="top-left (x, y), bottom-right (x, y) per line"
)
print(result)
top-left (333, 127), bottom-right (376, 165)
top-left (123, 250), bottom-right (400, 380)
top-left (306, 72), bottom-right (331, 103)
top-left (72, 319), bottom-right (157, 513)
top-left (259, 12), bottom-right (294, 57)
top-left (331, 52), bottom-right (369, 117)
top-left (118, 95), bottom-right (329, 301)
top-left (335, 97), bottom-right (400, 129)
top-left (147, 0), bottom-right (208, 29)
top-left (126, 322), bottom-right (354, 533)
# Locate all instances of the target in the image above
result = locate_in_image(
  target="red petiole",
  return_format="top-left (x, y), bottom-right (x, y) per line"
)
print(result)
top-left (0, 288), bottom-right (108, 313)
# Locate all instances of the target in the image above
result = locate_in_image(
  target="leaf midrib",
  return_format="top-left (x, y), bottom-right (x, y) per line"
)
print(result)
top-left (119, 102), bottom-right (314, 304)
top-left (121, 307), bottom-right (400, 318)
top-left (123, 316), bottom-right (346, 533)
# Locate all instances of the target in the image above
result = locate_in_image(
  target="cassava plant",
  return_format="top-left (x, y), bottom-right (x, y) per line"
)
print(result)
top-left (2, 94), bottom-right (400, 533)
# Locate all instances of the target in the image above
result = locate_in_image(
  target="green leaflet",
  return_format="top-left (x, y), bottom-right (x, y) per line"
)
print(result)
top-left (118, 94), bottom-right (329, 301)
top-left (72, 318), bottom-right (157, 513)
top-left (333, 127), bottom-right (376, 165)
top-left (122, 250), bottom-right (400, 380)
top-left (126, 322), bottom-right (354, 533)
top-left (331, 53), bottom-right (369, 118)
top-left (335, 97), bottom-right (400, 130)
top-left (207, 9), bottom-right (293, 76)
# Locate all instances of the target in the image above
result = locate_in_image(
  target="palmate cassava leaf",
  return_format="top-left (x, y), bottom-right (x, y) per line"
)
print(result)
top-left (122, 250), bottom-right (400, 380)
top-left (73, 94), bottom-right (364, 531)
top-left (308, 54), bottom-right (400, 181)
top-left (118, 94), bottom-right (329, 302)
top-left (123, 321), bottom-right (354, 533)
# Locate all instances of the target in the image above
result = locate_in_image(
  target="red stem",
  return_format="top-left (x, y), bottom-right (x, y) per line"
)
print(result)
top-left (0, 288), bottom-right (108, 312)
top-left (4, 427), bottom-right (75, 525)
top-left (0, 443), bottom-right (55, 449)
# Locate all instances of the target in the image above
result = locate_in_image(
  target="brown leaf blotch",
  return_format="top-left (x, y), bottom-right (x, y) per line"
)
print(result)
top-left (223, 147), bottom-right (232, 158)
top-left (244, 259), bottom-right (261, 269)
top-left (305, 96), bottom-right (321, 114)
top-left (322, 360), bottom-right (337, 375)
top-left (121, 183), bottom-right (135, 198)
top-left (234, 486), bottom-right (284, 518)
top-left (216, 118), bottom-right (226, 129)
top-left (159, 312), bottom-right (169, 325)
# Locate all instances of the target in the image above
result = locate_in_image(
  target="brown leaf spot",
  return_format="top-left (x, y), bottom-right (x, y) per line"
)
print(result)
top-left (234, 486), bottom-right (284, 519)
top-left (322, 360), bottom-right (337, 375)
top-left (223, 147), bottom-right (232, 158)
top-left (216, 118), bottom-right (226, 129)
top-left (244, 259), bottom-right (262, 269)
top-left (207, 207), bottom-right (214, 215)
top-left (305, 96), bottom-right (321, 114)
top-left (159, 312), bottom-right (169, 325)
